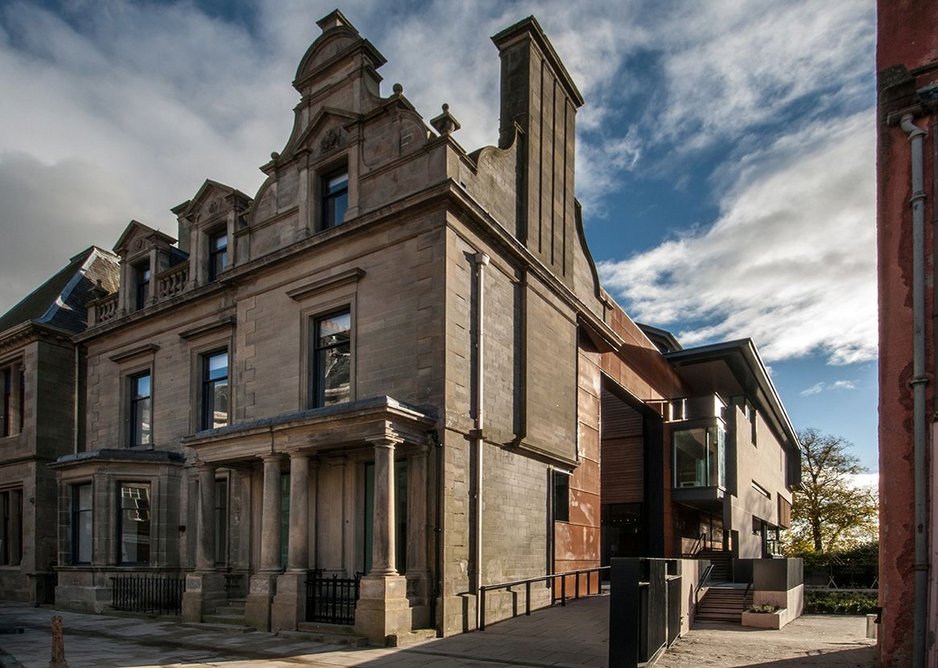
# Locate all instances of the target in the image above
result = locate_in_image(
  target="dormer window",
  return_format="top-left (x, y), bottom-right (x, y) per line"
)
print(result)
top-left (208, 229), bottom-right (228, 280)
top-left (134, 263), bottom-right (151, 311)
top-left (321, 170), bottom-right (348, 230)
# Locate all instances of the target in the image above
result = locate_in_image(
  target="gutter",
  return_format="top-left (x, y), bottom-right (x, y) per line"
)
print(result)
top-left (900, 113), bottom-right (929, 668)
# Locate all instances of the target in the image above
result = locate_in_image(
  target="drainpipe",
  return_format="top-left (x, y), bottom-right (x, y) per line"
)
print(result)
top-left (901, 113), bottom-right (928, 668)
top-left (470, 251), bottom-right (489, 630)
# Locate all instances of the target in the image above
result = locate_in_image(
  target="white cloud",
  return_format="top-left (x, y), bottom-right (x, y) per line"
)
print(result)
top-left (800, 380), bottom-right (858, 397)
top-left (599, 112), bottom-right (876, 365)
top-left (650, 1), bottom-right (873, 151)
top-left (0, 0), bottom-right (875, 325)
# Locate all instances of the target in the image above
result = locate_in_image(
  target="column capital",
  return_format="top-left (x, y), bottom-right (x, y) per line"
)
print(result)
top-left (261, 453), bottom-right (285, 465)
top-left (366, 434), bottom-right (403, 449)
top-left (195, 461), bottom-right (217, 473)
top-left (287, 450), bottom-right (310, 462)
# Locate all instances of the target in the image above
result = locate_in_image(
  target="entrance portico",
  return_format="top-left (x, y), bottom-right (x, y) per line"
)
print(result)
top-left (181, 396), bottom-right (435, 637)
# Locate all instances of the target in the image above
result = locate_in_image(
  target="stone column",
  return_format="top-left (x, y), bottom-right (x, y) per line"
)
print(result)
top-left (355, 437), bottom-right (411, 643)
top-left (371, 439), bottom-right (397, 576)
top-left (406, 445), bottom-right (431, 628)
top-left (246, 454), bottom-right (283, 631)
top-left (182, 463), bottom-right (225, 622)
top-left (260, 454), bottom-right (283, 572)
top-left (272, 451), bottom-right (310, 631)
top-left (196, 464), bottom-right (216, 571)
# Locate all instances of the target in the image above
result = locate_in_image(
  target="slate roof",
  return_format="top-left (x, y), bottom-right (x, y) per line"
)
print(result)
top-left (0, 247), bottom-right (120, 337)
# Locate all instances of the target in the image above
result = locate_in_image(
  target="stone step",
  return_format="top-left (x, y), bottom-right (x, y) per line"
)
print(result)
top-left (202, 612), bottom-right (248, 625)
top-left (387, 628), bottom-right (438, 648)
top-left (181, 621), bottom-right (256, 633)
top-left (279, 628), bottom-right (369, 647)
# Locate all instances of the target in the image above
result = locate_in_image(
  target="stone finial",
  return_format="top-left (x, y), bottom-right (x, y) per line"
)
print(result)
top-left (49, 615), bottom-right (68, 668)
top-left (430, 102), bottom-right (461, 136)
top-left (316, 9), bottom-right (353, 33)
top-left (430, 103), bottom-right (461, 136)
top-left (392, 83), bottom-right (403, 95)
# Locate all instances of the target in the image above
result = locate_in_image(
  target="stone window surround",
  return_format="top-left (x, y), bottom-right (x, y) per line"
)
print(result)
top-left (311, 151), bottom-right (357, 234)
top-left (309, 307), bottom-right (352, 409)
top-left (0, 487), bottom-right (23, 566)
top-left (293, 275), bottom-right (360, 412)
top-left (110, 345), bottom-right (159, 450)
top-left (70, 481), bottom-right (93, 565)
top-left (207, 226), bottom-right (229, 281)
top-left (0, 356), bottom-right (24, 439)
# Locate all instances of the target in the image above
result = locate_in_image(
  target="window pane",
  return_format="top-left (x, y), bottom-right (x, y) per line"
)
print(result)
top-left (134, 374), bottom-right (150, 399)
top-left (319, 345), bottom-right (350, 405)
top-left (211, 379), bottom-right (229, 428)
top-left (131, 373), bottom-right (152, 446)
top-left (313, 310), bottom-right (351, 407)
top-left (674, 428), bottom-right (707, 488)
top-left (207, 352), bottom-right (228, 380)
top-left (72, 485), bottom-right (91, 564)
top-left (119, 483), bottom-right (151, 564)
top-left (318, 312), bottom-right (350, 345)
top-left (322, 171), bottom-right (349, 229)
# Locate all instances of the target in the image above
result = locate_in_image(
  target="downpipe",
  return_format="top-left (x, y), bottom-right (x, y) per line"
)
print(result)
top-left (470, 251), bottom-right (490, 631)
top-left (901, 113), bottom-right (929, 668)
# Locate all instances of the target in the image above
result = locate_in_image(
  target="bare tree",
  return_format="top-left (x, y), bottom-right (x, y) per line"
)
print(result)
top-left (790, 428), bottom-right (878, 552)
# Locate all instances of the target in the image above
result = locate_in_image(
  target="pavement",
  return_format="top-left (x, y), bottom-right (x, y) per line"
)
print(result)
top-left (0, 596), bottom-right (875, 668)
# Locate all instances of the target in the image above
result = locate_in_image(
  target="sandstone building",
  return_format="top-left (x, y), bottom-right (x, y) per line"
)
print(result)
top-left (0, 11), bottom-right (799, 642)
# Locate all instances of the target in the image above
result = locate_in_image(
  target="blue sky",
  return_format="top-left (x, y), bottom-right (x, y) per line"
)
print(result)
top-left (0, 1), bottom-right (878, 470)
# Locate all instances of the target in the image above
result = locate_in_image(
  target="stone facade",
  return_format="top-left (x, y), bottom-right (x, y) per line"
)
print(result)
top-left (0, 9), bottom-right (801, 643)
top-left (0, 247), bottom-right (119, 605)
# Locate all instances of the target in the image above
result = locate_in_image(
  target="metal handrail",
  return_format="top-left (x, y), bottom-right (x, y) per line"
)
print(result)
top-left (478, 566), bottom-right (609, 631)
top-left (694, 563), bottom-right (715, 602)
top-left (687, 532), bottom-right (708, 557)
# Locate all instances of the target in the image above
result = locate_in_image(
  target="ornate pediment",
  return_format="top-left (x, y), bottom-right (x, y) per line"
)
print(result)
top-left (112, 220), bottom-right (176, 260)
top-left (172, 180), bottom-right (251, 228)
top-left (293, 10), bottom-right (386, 95)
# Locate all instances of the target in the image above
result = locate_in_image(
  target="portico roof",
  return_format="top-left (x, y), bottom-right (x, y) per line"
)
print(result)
top-left (181, 395), bottom-right (437, 463)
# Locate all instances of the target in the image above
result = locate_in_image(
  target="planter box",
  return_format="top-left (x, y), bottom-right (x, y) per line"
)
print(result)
top-left (742, 606), bottom-right (797, 630)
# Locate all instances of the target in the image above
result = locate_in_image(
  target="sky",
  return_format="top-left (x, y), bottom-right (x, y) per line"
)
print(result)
top-left (0, 1), bottom-right (878, 471)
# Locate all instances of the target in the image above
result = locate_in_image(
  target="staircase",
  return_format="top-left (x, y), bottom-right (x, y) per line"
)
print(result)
top-left (698, 549), bottom-right (732, 582)
top-left (695, 586), bottom-right (752, 623)
top-left (202, 597), bottom-right (252, 629)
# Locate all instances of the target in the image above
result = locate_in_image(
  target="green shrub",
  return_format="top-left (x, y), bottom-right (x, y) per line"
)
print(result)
top-left (747, 604), bottom-right (780, 613)
top-left (804, 590), bottom-right (878, 615)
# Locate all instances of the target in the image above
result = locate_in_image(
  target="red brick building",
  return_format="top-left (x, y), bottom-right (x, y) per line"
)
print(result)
top-left (877, 1), bottom-right (938, 664)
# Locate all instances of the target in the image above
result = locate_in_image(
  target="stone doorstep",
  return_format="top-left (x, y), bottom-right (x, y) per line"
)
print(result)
top-left (385, 628), bottom-right (438, 647)
top-left (180, 621), bottom-right (257, 633)
top-left (277, 628), bottom-right (369, 647)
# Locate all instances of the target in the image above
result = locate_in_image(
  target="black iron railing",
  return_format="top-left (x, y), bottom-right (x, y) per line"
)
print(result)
top-left (306, 571), bottom-right (361, 625)
top-left (110, 574), bottom-right (185, 615)
top-left (478, 566), bottom-right (609, 631)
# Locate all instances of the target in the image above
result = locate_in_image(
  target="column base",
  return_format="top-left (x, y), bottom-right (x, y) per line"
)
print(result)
top-left (245, 573), bottom-right (278, 632)
top-left (354, 574), bottom-right (412, 644)
top-left (181, 572), bottom-right (226, 623)
top-left (271, 571), bottom-right (307, 632)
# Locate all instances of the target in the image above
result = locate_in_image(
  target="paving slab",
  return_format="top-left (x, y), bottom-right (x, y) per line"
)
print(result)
top-left (0, 597), bottom-right (877, 667)
top-left (654, 615), bottom-right (877, 667)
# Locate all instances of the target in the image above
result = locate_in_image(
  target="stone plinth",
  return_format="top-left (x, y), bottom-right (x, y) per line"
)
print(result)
top-left (271, 571), bottom-right (306, 632)
top-left (181, 572), bottom-right (226, 623)
top-left (354, 574), bottom-right (411, 644)
top-left (245, 573), bottom-right (278, 632)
